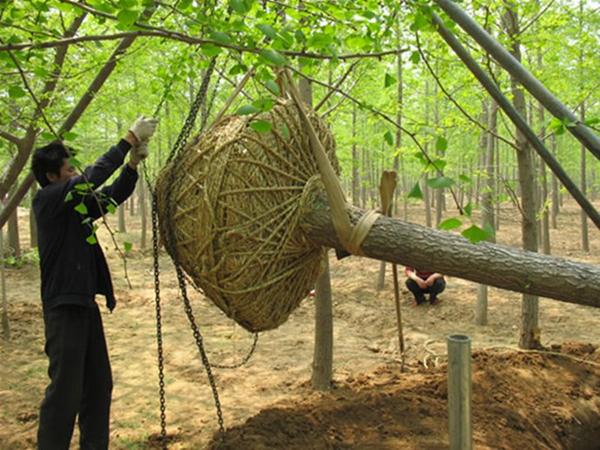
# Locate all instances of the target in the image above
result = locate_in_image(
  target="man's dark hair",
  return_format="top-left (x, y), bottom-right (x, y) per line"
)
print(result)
top-left (31, 141), bottom-right (71, 187)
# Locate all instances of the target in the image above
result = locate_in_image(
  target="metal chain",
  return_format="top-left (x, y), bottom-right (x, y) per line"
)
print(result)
top-left (151, 193), bottom-right (168, 448)
top-left (175, 265), bottom-right (226, 437)
top-left (211, 332), bottom-right (259, 369)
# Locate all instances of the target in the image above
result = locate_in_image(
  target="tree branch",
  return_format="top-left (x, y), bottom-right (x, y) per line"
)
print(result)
top-left (0, 129), bottom-right (21, 146)
top-left (0, 29), bottom-right (409, 61)
top-left (415, 32), bottom-right (518, 151)
top-left (6, 50), bottom-right (58, 137)
top-left (314, 61), bottom-right (359, 112)
top-left (287, 66), bottom-right (465, 215)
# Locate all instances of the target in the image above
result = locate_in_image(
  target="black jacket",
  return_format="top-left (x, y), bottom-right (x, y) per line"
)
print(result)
top-left (33, 139), bottom-right (138, 311)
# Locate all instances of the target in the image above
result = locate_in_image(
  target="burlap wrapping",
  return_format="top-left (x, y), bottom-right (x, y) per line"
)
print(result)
top-left (155, 100), bottom-right (339, 331)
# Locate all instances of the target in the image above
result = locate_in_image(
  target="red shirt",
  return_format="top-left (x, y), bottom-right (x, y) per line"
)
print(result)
top-left (405, 266), bottom-right (434, 280)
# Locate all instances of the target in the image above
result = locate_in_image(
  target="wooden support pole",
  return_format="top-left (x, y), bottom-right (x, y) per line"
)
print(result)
top-left (447, 334), bottom-right (472, 450)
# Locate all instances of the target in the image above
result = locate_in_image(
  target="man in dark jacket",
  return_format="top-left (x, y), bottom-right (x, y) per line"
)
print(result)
top-left (32, 116), bottom-right (157, 450)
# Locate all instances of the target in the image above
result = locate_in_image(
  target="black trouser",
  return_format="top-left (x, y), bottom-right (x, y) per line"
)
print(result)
top-left (405, 278), bottom-right (446, 303)
top-left (38, 304), bottom-right (112, 450)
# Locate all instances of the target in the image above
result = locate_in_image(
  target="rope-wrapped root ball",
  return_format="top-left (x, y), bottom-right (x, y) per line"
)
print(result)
top-left (155, 100), bottom-right (339, 332)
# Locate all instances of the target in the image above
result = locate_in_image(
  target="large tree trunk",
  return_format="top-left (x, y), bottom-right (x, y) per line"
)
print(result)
top-left (300, 196), bottom-right (600, 307)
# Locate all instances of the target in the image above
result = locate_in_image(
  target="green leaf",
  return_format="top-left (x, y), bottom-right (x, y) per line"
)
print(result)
top-left (200, 44), bottom-right (222, 57)
top-left (62, 131), bottom-right (78, 141)
top-left (384, 130), bottom-right (394, 146)
top-left (294, 29), bottom-right (307, 44)
top-left (116, 9), bottom-right (138, 27)
top-left (124, 241), bottom-right (133, 252)
top-left (259, 48), bottom-right (287, 66)
top-left (384, 73), bottom-right (396, 88)
top-left (265, 79), bottom-right (281, 96)
top-left (584, 117), bottom-right (599, 127)
top-left (86, 234), bottom-right (97, 245)
top-left (230, 0), bottom-right (248, 14)
top-left (278, 124), bottom-right (290, 139)
top-left (252, 97), bottom-right (274, 111)
top-left (74, 182), bottom-right (94, 191)
top-left (438, 217), bottom-right (462, 230)
top-left (410, 51), bottom-right (420, 64)
top-left (106, 203), bottom-right (117, 214)
top-left (461, 224), bottom-right (492, 244)
top-left (210, 30), bottom-right (232, 45)
top-left (250, 120), bottom-right (272, 133)
top-left (459, 174), bottom-right (472, 183)
top-left (257, 24), bottom-right (277, 39)
top-left (41, 131), bottom-right (55, 141)
top-left (8, 85), bottom-right (26, 98)
top-left (69, 157), bottom-right (82, 169)
top-left (427, 176), bottom-right (454, 189)
top-left (74, 202), bottom-right (88, 215)
top-left (428, 159), bottom-right (447, 172)
top-left (408, 182), bottom-right (423, 200)
top-left (435, 136), bottom-right (448, 152)
top-left (64, 192), bottom-right (73, 202)
top-left (236, 104), bottom-right (261, 115)
top-left (464, 202), bottom-right (473, 217)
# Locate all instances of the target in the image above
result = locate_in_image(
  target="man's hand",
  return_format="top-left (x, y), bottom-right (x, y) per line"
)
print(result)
top-left (128, 140), bottom-right (149, 169)
top-left (129, 116), bottom-right (158, 143)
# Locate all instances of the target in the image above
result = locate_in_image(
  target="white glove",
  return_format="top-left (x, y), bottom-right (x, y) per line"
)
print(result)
top-left (129, 116), bottom-right (158, 142)
top-left (130, 140), bottom-right (149, 165)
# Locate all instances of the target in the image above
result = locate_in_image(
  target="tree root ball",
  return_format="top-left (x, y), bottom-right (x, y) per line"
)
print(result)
top-left (155, 100), bottom-right (339, 331)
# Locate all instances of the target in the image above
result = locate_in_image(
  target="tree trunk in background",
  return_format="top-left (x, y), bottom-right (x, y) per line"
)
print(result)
top-left (7, 188), bottom-right (20, 258)
top-left (1, 226), bottom-right (9, 339)
top-left (538, 109), bottom-right (551, 255)
top-left (580, 103), bottom-right (589, 252)
top-left (505, 5), bottom-right (540, 350)
top-left (424, 80), bottom-right (432, 228)
top-left (361, 148), bottom-right (367, 208)
top-left (301, 73), bottom-right (333, 392)
top-left (138, 178), bottom-right (147, 250)
top-left (495, 143), bottom-right (502, 231)
top-left (550, 134), bottom-right (559, 229)
top-left (116, 118), bottom-right (127, 233)
top-left (351, 104), bottom-right (359, 206)
top-left (476, 101), bottom-right (497, 326)
top-left (29, 184), bottom-right (38, 248)
top-left (434, 77), bottom-right (444, 227)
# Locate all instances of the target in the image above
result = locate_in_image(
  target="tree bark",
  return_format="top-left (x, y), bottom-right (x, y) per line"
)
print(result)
top-left (300, 195), bottom-right (600, 307)
top-left (139, 177), bottom-right (147, 250)
top-left (580, 103), bottom-right (589, 252)
top-left (434, 0), bottom-right (600, 158)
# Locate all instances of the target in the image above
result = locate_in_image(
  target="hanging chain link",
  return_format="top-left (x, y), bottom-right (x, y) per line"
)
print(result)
top-left (211, 332), bottom-right (259, 369)
top-left (150, 193), bottom-right (168, 447)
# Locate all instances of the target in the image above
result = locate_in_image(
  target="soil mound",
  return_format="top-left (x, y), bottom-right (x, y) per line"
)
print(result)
top-left (209, 344), bottom-right (600, 449)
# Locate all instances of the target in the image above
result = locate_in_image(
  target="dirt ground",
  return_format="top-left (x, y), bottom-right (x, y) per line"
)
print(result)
top-left (1, 199), bottom-right (599, 449)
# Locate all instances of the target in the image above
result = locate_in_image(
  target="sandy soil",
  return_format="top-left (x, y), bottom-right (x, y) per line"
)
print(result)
top-left (0, 199), bottom-right (599, 449)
